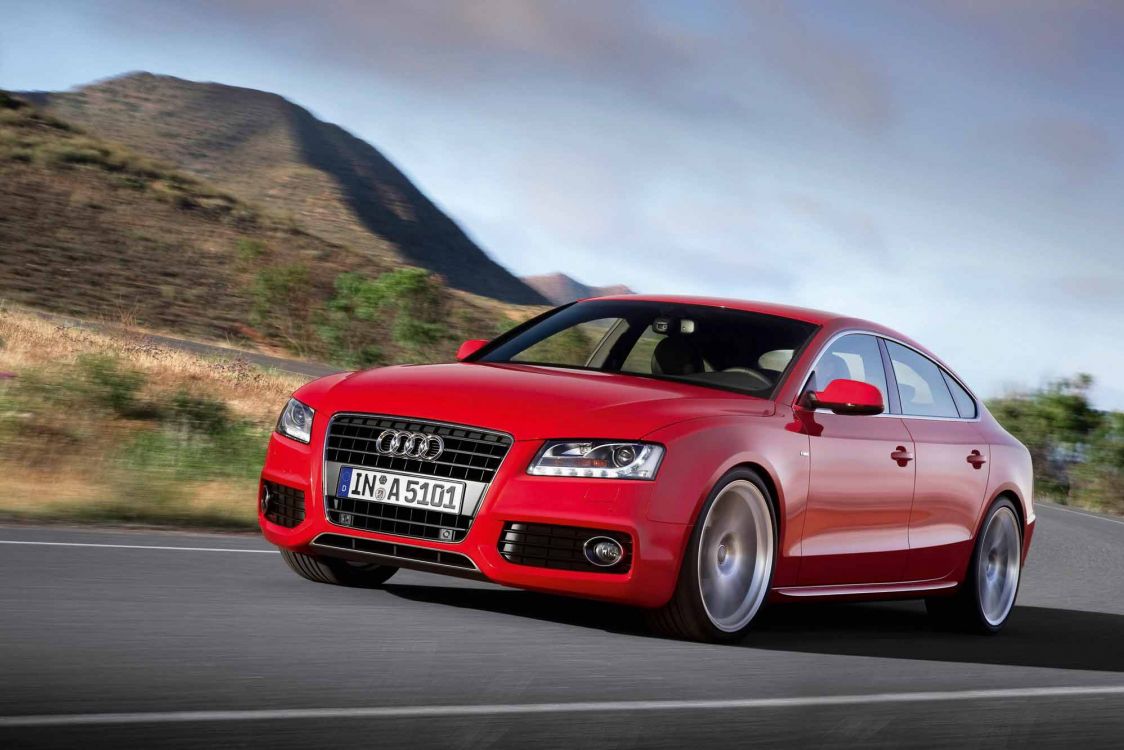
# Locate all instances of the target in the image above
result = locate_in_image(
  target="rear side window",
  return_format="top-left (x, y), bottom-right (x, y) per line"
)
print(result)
top-left (942, 371), bottom-right (977, 419)
top-left (885, 341), bottom-right (959, 418)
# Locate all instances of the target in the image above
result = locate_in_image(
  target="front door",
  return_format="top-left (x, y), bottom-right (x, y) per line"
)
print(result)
top-left (797, 334), bottom-right (916, 585)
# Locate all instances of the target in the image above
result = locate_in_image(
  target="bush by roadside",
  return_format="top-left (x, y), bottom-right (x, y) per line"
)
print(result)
top-left (987, 375), bottom-right (1123, 516)
top-left (0, 309), bottom-right (307, 529)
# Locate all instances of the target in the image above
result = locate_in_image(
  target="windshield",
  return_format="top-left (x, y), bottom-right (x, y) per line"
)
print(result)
top-left (474, 300), bottom-right (818, 398)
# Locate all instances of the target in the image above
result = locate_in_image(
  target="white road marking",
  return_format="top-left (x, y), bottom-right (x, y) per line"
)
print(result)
top-left (1037, 503), bottom-right (1124, 527)
top-left (2, 685), bottom-right (1123, 727)
top-left (0, 540), bottom-right (277, 554)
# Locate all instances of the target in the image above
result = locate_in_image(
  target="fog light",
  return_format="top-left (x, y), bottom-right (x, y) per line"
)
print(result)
top-left (260, 485), bottom-right (272, 515)
top-left (584, 536), bottom-right (624, 567)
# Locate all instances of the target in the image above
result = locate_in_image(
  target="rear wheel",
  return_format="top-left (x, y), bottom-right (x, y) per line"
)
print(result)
top-left (926, 498), bottom-right (1022, 633)
top-left (648, 469), bottom-right (777, 642)
top-left (281, 549), bottom-right (398, 588)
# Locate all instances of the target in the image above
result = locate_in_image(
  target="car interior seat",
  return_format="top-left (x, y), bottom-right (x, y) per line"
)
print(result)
top-left (651, 336), bottom-right (704, 376)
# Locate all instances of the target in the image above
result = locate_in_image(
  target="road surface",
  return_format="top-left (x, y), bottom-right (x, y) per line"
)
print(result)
top-left (1, 503), bottom-right (1122, 748)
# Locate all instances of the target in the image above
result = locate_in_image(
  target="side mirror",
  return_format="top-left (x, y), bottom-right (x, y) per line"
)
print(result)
top-left (456, 339), bottom-right (488, 361)
top-left (805, 378), bottom-right (884, 416)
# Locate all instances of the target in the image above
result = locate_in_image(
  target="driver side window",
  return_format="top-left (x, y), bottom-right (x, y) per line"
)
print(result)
top-left (810, 334), bottom-right (889, 404)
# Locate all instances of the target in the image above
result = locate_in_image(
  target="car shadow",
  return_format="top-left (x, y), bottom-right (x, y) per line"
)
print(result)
top-left (382, 583), bottom-right (1124, 673)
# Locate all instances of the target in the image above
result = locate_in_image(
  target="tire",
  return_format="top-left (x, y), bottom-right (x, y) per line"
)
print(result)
top-left (926, 497), bottom-right (1022, 634)
top-left (281, 549), bottom-right (398, 588)
top-left (647, 468), bottom-right (777, 642)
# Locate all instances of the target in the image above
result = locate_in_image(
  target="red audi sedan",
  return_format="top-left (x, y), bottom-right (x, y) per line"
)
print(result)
top-left (259, 296), bottom-right (1034, 642)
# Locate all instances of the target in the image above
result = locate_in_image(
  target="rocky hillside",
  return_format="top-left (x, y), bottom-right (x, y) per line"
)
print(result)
top-left (521, 272), bottom-right (634, 305)
top-left (0, 91), bottom-right (524, 365)
top-left (23, 73), bottom-right (546, 305)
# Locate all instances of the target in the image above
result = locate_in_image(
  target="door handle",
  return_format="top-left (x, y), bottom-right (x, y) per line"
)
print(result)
top-left (890, 446), bottom-right (913, 466)
top-left (967, 450), bottom-right (987, 469)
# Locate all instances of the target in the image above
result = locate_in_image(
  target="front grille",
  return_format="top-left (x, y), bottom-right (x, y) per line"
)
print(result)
top-left (327, 495), bottom-right (471, 542)
top-left (262, 481), bottom-right (305, 528)
top-left (499, 522), bottom-right (633, 573)
top-left (314, 533), bottom-right (477, 571)
top-left (326, 415), bottom-right (512, 484)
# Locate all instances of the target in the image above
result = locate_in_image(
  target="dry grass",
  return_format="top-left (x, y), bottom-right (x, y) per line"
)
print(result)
top-left (0, 307), bottom-right (308, 529)
top-left (0, 309), bottom-right (304, 423)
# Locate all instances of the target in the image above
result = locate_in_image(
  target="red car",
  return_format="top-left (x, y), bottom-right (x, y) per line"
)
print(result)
top-left (260, 296), bottom-right (1034, 642)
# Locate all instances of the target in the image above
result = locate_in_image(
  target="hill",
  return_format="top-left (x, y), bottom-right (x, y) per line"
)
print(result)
top-left (23, 72), bottom-right (546, 305)
top-left (521, 272), bottom-right (634, 305)
top-left (0, 91), bottom-right (528, 366)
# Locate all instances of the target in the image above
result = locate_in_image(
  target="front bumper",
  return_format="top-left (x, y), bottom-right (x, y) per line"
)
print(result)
top-left (259, 432), bottom-right (689, 608)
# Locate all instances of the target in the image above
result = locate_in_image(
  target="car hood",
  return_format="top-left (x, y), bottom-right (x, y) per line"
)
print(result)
top-left (302, 362), bottom-right (772, 440)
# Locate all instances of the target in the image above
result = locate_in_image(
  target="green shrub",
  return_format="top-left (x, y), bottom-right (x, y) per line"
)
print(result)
top-left (250, 264), bottom-right (314, 351)
top-left (77, 354), bottom-right (146, 417)
top-left (319, 267), bottom-right (449, 365)
top-left (117, 421), bottom-right (267, 483)
top-left (236, 238), bottom-right (268, 265)
top-left (988, 374), bottom-right (1122, 514)
top-left (166, 391), bottom-right (232, 436)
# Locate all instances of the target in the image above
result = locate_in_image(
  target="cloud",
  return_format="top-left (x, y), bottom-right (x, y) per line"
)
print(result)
top-left (735, 1), bottom-right (894, 132)
top-left (782, 194), bottom-right (888, 259)
top-left (920, 0), bottom-right (1124, 74)
top-left (90, 0), bottom-right (894, 132)
top-left (1022, 117), bottom-right (1116, 185)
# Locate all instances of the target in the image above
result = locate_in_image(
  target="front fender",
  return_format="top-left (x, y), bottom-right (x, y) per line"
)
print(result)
top-left (641, 406), bottom-right (810, 587)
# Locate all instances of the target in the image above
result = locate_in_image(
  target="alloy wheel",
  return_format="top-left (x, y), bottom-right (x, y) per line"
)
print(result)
top-left (697, 479), bottom-right (775, 632)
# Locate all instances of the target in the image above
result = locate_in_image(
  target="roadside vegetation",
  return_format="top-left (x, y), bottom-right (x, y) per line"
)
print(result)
top-left (987, 376), bottom-right (1123, 516)
top-left (0, 309), bottom-right (305, 529)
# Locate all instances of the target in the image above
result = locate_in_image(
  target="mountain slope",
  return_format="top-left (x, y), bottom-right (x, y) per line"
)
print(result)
top-left (521, 273), bottom-right (634, 305)
top-left (0, 92), bottom-right (521, 361)
top-left (24, 73), bottom-right (546, 305)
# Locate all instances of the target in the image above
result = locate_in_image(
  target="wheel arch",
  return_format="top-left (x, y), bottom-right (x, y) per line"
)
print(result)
top-left (976, 483), bottom-right (1028, 539)
top-left (672, 459), bottom-right (788, 585)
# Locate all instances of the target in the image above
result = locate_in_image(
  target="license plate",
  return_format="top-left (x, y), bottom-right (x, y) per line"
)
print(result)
top-left (336, 467), bottom-right (464, 515)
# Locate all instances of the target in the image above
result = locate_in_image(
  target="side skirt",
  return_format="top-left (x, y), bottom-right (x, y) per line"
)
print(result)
top-left (771, 578), bottom-right (956, 602)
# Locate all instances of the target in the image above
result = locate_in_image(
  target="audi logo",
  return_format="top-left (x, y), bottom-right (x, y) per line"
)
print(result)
top-left (375, 429), bottom-right (445, 461)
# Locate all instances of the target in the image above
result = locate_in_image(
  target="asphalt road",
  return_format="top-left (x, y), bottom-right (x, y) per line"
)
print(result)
top-left (1, 503), bottom-right (1123, 748)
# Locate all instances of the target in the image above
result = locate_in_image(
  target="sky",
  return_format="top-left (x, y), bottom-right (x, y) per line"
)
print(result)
top-left (2, 1), bottom-right (1123, 407)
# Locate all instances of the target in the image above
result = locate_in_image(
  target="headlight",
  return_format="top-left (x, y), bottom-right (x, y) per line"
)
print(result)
top-left (276, 398), bottom-right (314, 444)
top-left (528, 440), bottom-right (664, 480)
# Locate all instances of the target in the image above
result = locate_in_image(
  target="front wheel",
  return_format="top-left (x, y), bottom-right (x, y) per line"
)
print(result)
top-left (926, 498), bottom-right (1022, 633)
top-left (647, 469), bottom-right (777, 642)
top-left (281, 549), bottom-right (398, 588)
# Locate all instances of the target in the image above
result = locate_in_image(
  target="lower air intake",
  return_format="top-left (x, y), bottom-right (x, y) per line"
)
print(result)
top-left (262, 481), bottom-right (305, 528)
top-left (499, 522), bottom-right (633, 573)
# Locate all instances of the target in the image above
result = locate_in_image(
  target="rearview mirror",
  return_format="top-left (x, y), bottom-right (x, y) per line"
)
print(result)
top-left (456, 339), bottom-right (488, 361)
top-left (806, 378), bottom-right (884, 416)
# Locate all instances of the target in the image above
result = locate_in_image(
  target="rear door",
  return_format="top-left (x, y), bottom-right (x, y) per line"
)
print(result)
top-left (797, 333), bottom-right (916, 585)
top-left (882, 340), bottom-right (991, 581)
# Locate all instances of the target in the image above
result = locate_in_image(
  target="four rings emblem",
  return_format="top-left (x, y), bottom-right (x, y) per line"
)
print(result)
top-left (375, 429), bottom-right (445, 461)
